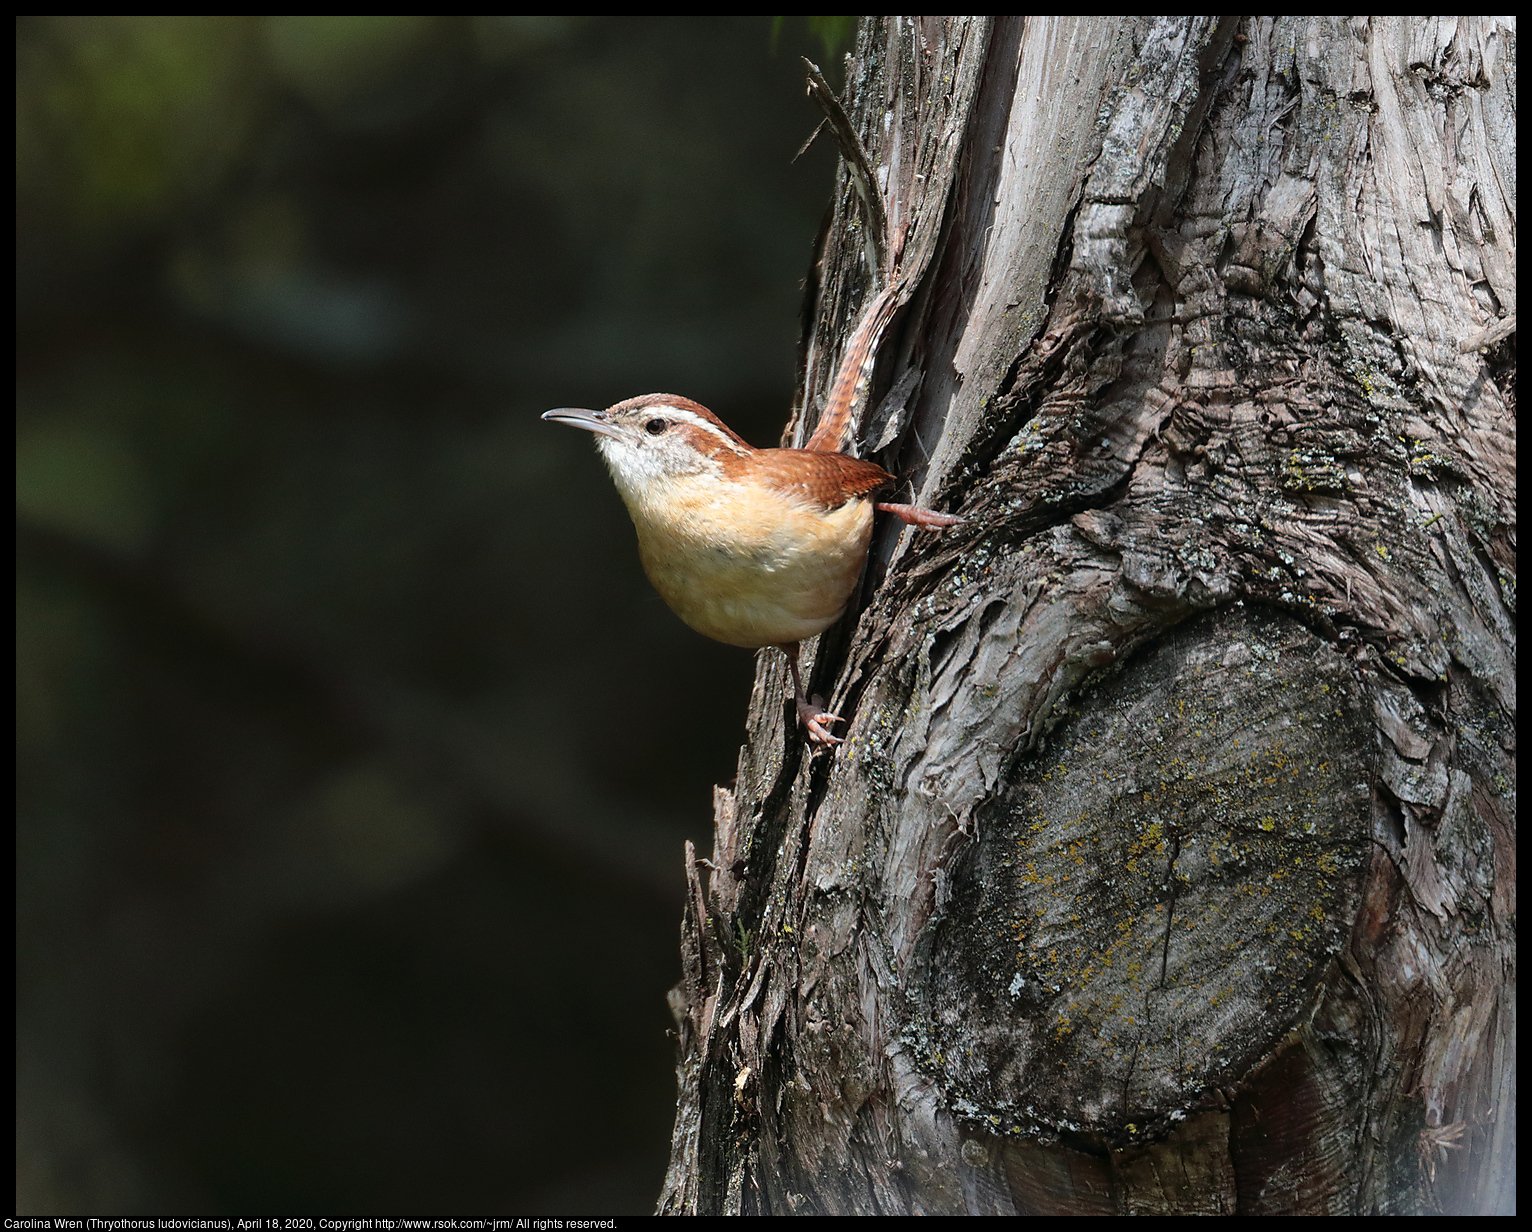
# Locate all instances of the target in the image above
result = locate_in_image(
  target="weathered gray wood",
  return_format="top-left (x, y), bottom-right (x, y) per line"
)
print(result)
top-left (661, 15), bottom-right (1514, 1215)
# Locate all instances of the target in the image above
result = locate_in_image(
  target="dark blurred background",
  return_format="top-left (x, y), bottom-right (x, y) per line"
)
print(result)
top-left (16, 16), bottom-right (851, 1214)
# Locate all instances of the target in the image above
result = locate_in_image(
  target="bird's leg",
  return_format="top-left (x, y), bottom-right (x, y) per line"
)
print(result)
top-left (779, 641), bottom-right (844, 746)
top-left (877, 502), bottom-right (964, 529)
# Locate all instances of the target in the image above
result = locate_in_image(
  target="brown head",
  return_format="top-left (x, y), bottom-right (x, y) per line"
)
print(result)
top-left (541, 393), bottom-right (757, 496)
top-left (544, 393), bottom-right (749, 456)
top-left (543, 393), bottom-right (892, 515)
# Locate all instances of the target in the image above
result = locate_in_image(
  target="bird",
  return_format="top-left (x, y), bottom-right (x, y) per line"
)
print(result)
top-left (543, 284), bottom-right (959, 744)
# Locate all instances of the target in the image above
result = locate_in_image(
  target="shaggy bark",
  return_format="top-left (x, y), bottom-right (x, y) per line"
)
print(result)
top-left (660, 16), bottom-right (1514, 1215)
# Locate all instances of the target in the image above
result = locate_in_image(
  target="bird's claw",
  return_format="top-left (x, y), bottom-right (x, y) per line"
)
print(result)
top-left (798, 695), bottom-right (845, 746)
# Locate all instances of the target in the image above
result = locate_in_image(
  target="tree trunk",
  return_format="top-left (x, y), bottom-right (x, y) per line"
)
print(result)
top-left (660, 16), bottom-right (1514, 1216)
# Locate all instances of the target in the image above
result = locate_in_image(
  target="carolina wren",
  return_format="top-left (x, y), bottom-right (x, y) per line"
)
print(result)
top-left (543, 285), bottom-right (959, 744)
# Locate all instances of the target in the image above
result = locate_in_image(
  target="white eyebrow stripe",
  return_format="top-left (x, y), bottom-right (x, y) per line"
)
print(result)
top-left (655, 406), bottom-right (751, 453)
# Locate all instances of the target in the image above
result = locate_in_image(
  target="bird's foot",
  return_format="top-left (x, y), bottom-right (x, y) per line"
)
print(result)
top-left (780, 642), bottom-right (845, 747)
top-left (796, 694), bottom-right (845, 746)
top-left (877, 501), bottom-right (963, 529)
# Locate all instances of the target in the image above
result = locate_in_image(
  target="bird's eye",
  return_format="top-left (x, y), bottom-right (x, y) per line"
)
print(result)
top-left (645, 418), bottom-right (668, 435)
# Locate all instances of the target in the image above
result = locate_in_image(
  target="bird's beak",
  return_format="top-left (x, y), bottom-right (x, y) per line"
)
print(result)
top-left (541, 407), bottom-right (625, 441)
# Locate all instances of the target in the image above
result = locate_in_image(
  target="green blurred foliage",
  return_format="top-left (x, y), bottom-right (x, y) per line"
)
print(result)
top-left (771, 15), bottom-right (859, 63)
top-left (16, 15), bottom-right (842, 1216)
top-left (265, 15), bottom-right (443, 111)
top-left (17, 417), bottom-right (155, 554)
top-left (17, 16), bottom-right (264, 246)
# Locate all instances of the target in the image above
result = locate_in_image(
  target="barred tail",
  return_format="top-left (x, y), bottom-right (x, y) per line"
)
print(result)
top-left (805, 282), bottom-right (902, 455)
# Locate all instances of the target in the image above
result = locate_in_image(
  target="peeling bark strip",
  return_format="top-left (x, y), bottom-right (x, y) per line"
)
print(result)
top-left (661, 16), bottom-right (1513, 1216)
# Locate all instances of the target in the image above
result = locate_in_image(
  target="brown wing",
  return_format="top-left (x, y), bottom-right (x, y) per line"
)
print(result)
top-left (735, 448), bottom-right (893, 512)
